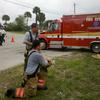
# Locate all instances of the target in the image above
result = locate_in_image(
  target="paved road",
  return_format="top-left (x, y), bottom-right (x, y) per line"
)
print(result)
top-left (0, 32), bottom-right (25, 70)
top-left (0, 32), bottom-right (72, 71)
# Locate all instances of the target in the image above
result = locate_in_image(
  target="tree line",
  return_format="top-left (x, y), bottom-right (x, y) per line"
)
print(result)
top-left (1, 6), bottom-right (52, 32)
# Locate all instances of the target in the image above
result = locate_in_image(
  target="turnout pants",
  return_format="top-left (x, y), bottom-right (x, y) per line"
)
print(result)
top-left (37, 67), bottom-right (48, 88)
top-left (24, 75), bottom-right (38, 97)
top-left (24, 50), bottom-right (29, 72)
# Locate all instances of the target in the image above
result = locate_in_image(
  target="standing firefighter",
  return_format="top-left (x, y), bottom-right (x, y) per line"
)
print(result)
top-left (23, 23), bottom-right (38, 71)
top-left (24, 40), bottom-right (52, 97)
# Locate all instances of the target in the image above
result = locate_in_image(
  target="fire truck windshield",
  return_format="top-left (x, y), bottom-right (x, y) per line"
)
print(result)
top-left (48, 22), bottom-right (59, 32)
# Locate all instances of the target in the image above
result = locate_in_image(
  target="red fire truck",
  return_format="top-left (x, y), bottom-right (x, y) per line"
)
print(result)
top-left (39, 13), bottom-right (100, 53)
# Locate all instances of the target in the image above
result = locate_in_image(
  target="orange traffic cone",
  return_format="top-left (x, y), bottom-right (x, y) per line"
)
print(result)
top-left (11, 36), bottom-right (15, 43)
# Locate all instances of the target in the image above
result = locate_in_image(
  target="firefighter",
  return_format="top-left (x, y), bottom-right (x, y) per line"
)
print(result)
top-left (24, 40), bottom-right (52, 97)
top-left (0, 32), bottom-right (2, 45)
top-left (23, 23), bottom-right (38, 71)
top-left (0, 27), bottom-right (6, 45)
top-left (5, 40), bottom-right (52, 98)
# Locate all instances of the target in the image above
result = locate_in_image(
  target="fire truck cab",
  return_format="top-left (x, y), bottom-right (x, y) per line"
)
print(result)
top-left (39, 13), bottom-right (100, 53)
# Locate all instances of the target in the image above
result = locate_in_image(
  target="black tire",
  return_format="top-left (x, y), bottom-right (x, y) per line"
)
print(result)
top-left (40, 39), bottom-right (47, 50)
top-left (91, 43), bottom-right (100, 53)
top-left (62, 46), bottom-right (66, 50)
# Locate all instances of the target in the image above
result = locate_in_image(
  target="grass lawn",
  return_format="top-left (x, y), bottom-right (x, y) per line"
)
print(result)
top-left (0, 52), bottom-right (100, 100)
top-left (8, 31), bottom-right (25, 34)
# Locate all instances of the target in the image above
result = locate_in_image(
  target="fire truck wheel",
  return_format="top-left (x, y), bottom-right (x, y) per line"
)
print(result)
top-left (91, 43), bottom-right (100, 53)
top-left (62, 46), bottom-right (66, 50)
top-left (40, 39), bottom-right (47, 50)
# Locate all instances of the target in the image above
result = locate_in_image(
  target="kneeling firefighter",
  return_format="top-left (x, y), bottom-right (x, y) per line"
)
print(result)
top-left (5, 40), bottom-right (52, 98)
top-left (24, 40), bottom-right (52, 97)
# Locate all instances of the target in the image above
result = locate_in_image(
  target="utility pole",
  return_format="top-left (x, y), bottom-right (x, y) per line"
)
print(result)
top-left (74, 3), bottom-right (76, 15)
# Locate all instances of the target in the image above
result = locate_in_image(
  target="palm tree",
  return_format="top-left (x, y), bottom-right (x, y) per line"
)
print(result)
top-left (33, 6), bottom-right (40, 24)
top-left (24, 11), bottom-right (32, 25)
top-left (2, 15), bottom-right (10, 24)
top-left (37, 12), bottom-right (45, 28)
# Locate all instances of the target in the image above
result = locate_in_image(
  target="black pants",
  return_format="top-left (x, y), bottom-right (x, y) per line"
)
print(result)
top-left (0, 36), bottom-right (2, 45)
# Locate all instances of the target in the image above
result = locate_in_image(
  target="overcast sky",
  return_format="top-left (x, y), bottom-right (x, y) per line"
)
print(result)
top-left (0, 0), bottom-right (100, 24)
